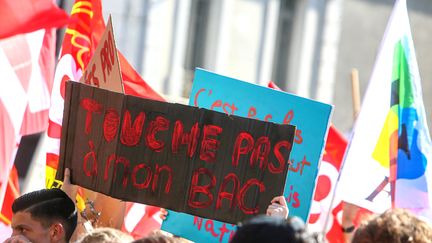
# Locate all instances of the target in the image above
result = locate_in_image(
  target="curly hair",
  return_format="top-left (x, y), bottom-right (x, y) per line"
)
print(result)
top-left (352, 208), bottom-right (432, 243)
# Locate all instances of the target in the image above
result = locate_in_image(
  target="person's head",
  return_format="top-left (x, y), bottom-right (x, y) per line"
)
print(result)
top-left (230, 215), bottom-right (319, 243)
top-left (10, 188), bottom-right (78, 243)
top-left (131, 230), bottom-right (185, 243)
top-left (352, 208), bottom-right (432, 243)
top-left (75, 227), bottom-right (133, 243)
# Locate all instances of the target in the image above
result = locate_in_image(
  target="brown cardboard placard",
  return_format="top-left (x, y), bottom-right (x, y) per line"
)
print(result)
top-left (57, 81), bottom-right (296, 224)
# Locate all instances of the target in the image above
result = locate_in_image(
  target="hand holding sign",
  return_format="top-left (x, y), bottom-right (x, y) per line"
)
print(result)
top-left (61, 168), bottom-right (77, 201)
top-left (266, 196), bottom-right (289, 219)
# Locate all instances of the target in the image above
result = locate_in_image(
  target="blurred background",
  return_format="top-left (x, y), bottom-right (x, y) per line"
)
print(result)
top-left (14, 0), bottom-right (432, 193)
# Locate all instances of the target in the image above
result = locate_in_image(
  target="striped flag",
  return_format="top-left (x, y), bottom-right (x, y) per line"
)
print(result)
top-left (338, 0), bottom-right (432, 219)
top-left (122, 203), bottom-right (163, 239)
top-left (0, 28), bottom-right (57, 214)
top-left (0, 11), bottom-right (61, 238)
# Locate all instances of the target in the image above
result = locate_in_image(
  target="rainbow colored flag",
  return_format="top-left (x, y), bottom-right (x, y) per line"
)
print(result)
top-left (338, 0), bottom-right (432, 218)
top-left (392, 36), bottom-right (432, 210)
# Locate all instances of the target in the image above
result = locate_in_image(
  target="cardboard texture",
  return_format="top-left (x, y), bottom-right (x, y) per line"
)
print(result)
top-left (56, 81), bottom-right (295, 224)
top-left (79, 16), bottom-right (124, 93)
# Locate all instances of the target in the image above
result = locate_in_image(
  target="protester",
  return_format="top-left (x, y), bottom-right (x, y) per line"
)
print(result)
top-left (74, 227), bottom-right (133, 243)
top-left (230, 215), bottom-right (320, 243)
top-left (352, 208), bottom-right (432, 243)
top-left (4, 188), bottom-right (78, 243)
top-left (131, 230), bottom-right (186, 243)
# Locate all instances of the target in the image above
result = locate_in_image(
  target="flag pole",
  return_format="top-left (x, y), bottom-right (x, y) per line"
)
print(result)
top-left (351, 68), bottom-right (361, 119)
top-left (341, 68), bottom-right (362, 242)
top-left (320, 68), bottom-right (362, 243)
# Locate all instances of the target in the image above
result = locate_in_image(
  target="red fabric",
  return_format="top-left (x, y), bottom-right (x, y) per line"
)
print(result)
top-left (58, 0), bottom-right (104, 71)
top-left (1, 31), bottom-right (55, 135)
top-left (0, 166), bottom-right (20, 225)
top-left (323, 126), bottom-right (347, 171)
top-left (55, 0), bottom-right (163, 101)
top-left (0, 0), bottom-right (64, 226)
top-left (119, 52), bottom-right (164, 101)
top-left (47, 119), bottom-right (62, 139)
top-left (22, 29), bottom-right (56, 135)
top-left (46, 153), bottom-right (59, 170)
top-left (122, 203), bottom-right (162, 239)
top-left (1, 29), bottom-right (55, 216)
top-left (1, 28), bottom-right (55, 135)
top-left (0, 0), bottom-right (69, 39)
top-left (0, 102), bottom-right (15, 183)
top-left (267, 81), bottom-right (281, 90)
top-left (47, 0), bottom-right (164, 238)
top-left (311, 125), bottom-right (347, 243)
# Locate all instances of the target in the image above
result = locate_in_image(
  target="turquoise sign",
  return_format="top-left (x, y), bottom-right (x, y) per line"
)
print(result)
top-left (162, 68), bottom-right (332, 243)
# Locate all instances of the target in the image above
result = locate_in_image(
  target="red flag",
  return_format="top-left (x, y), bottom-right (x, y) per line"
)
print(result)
top-left (1, 28), bottom-right (56, 213)
top-left (119, 52), bottom-right (163, 100)
top-left (308, 126), bottom-right (346, 243)
top-left (0, 166), bottom-right (19, 242)
top-left (46, 0), bottom-right (164, 238)
top-left (267, 81), bottom-right (347, 243)
top-left (0, 2), bottom-right (65, 239)
top-left (0, 166), bottom-right (20, 225)
top-left (122, 203), bottom-right (163, 239)
top-left (46, 0), bottom-right (164, 185)
top-left (0, 0), bottom-right (69, 40)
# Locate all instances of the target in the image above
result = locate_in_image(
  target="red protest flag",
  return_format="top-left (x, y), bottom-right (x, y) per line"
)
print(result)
top-left (0, 0), bottom-right (69, 39)
top-left (0, 166), bottom-right (19, 242)
top-left (122, 203), bottom-right (163, 239)
top-left (0, 28), bottom-right (57, 216)
top-left (0, 166), bottom-right (19, 225)
top-left (47, 0), bottom-right (164, 187)
top-left (308, 126), bottom-right (347, 243)
top-left (46, 0), bottom-right (164, 238)
top-left (119, 52), bottom-right (164, 100)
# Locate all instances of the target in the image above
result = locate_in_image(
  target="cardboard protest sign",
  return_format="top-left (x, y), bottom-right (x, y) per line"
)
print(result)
top-left (79, 16), bottom-right (123, 93)
top-left (162, 69), bottom-right (333, 243)
top-left (56, 81), bottom-right (296, 224)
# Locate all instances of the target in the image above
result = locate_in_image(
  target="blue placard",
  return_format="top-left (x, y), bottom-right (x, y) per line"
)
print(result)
top-left (162, 68), bottom-right (332, 242)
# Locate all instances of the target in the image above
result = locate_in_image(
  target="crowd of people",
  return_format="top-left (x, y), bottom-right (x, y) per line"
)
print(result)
top-left (3, 171), bottom-right (432, 243)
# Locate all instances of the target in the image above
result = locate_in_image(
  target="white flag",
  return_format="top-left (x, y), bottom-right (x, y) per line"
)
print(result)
top-left (338, 0), bottom-right (432, 219)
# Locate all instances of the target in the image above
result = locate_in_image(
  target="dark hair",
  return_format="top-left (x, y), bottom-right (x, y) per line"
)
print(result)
top-left (12, 188), bottom-right (78, 241)
top-left (230, 215), bottom-right (320, 243)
